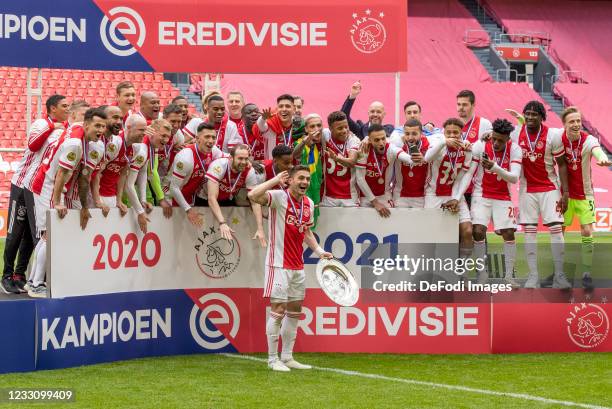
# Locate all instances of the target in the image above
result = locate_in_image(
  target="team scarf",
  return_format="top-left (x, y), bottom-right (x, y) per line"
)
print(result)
top-left (295, 138), bottom-right (323, 228)
top-left (264, 114), bottom-right (306, 145)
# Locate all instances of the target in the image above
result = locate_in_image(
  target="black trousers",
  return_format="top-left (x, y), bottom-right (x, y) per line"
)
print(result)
top-left (2, 184), bottom-right (37, 279)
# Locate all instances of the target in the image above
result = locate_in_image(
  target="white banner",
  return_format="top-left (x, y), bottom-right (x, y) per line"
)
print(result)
top-left (49, 207), bottom-right (458, 298)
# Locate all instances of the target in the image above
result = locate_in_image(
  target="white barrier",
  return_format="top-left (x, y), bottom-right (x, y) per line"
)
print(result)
top-left (49, 207), bottom-right (458, 298)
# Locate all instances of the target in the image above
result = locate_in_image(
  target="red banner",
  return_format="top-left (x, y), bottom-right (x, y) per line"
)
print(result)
top-left (495, 46), bottom-right (538, 62)
top-left (94, 0), bottom-right (408, 73)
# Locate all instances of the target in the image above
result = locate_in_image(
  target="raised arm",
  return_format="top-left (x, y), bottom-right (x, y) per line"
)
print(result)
top-left (247, 172), bottom-right (287, 206)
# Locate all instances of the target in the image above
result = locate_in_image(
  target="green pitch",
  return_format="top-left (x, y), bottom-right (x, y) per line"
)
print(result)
top-left (1, 352), bottom-right (610, 408)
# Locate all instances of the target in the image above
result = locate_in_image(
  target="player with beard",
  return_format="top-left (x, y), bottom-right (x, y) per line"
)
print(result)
top-left (257, 94), bottom-right (305, 159)
top-left (158, 104), bottom-right (187, 182)
top-left (293, 96), bottom-right (304, 120)
top-left (426, 119), bottom-right (473, 260)
top-left (391, 119), bottom-right (434, 208)
top-left (94, 113), bottom-right (147, 213)
top-left (91, 105), bottom-right (124, 214)
top-left (558, 107), bottom-right (611, 289)
top-left (171, 95), bottom-right (193, 129)
top-left (183, 95), bottom-right (239, 153)
top-left (137, 91), bottom-right (161, 125)
top-left (508, 101), bottom-right (570, 289)
top-left (448, 119), bottom-right (522, 285)
top-left (356, 124), bottom-right (416, 217)
top-left (248, 166), bottom-right (333, 372)
top-left (115, 81), bottom-right (136, 126)
top-left (456, 90), bottom-right (493, 207)
top-left (124, 119), bottom-right (171, 233)
top-left (320, 111), bottom-right (360, 207)
top-left (341, 81), bottom-right (394, 139)
top-left (1, 95), bottom-right (69, 294)
top-left (228, 103), bottom-right (265, 161)
top-left (161, 123), bottom-right (227, 225)
top-left (28, 108), bottom-right (107, 298)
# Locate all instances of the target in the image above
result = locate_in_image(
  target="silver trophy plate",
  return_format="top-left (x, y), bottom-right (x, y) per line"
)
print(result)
top-left (315, 258), bottom-right (359, 307)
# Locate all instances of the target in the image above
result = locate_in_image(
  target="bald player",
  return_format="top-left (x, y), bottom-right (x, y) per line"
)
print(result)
top-left (341, 81), bottom-right (394, 140)
top-left (138, 91), bottom-right (161, 125)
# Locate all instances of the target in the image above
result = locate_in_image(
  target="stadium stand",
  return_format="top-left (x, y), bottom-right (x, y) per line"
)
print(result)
top-left (0, 68), bottom-right (196, 207)
top-left (480, 0), bottom-right (612, 150)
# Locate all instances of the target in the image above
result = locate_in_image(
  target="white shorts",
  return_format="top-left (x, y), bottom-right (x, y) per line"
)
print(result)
top-left (471, 196), bottom-right (517, 231)
top-left (263, 266), bottom-right (305, 301)
top-left (320, 196), bottom-right (359, 208)
top-left (100, 196), bottom-right (117, 207)
top-left (393, 197), bottom-right (425, 208)
top-left (519, 190), bottom-right (563, 225)
top-left (425, 195), bottom-right (471, 223)
top-left (360, 194), bottom-right (393, 208)
top-left (34, 193), bottom-right (50, 235)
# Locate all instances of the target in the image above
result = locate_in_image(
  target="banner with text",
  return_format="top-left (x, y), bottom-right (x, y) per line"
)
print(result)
top-left (0, 0), bottom-right (407, 73)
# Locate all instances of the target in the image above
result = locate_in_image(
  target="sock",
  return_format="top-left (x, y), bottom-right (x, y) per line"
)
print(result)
top-left (504, 240), bottom-right (516, 278)
top-left (473, 240), bottom-right (486, 275)
top-left (280, 311), bottom-right (301, 361)
top-left (524, 226), bottom-right (538, 274)
top-left (266, 311), bottom-right (284, 361)
top-left (549, 225), bottom-right (565, 276)
top-left (31, 239), bottom-right (47, 287)
top-left (581, 236), bottom-right (594, 277)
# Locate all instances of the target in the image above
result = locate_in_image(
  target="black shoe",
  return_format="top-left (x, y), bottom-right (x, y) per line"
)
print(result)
top-left (12, 275), bottom-right (27, 293)
top-left (540, 274), bottom-right (554, 288)
top-left (582, 275), bottom-right (594, 290)
top-left (0, 277), bottom-right (20, 294)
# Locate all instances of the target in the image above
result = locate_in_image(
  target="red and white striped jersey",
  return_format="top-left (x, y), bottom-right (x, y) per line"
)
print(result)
top-left (512, 124), bottom-right (563, 194)
top-left (355, 143), bottom-right (403, 198)
top-left (31, 125), bottom-right (104, 207)
top-left (169, 145), bottom-right (226, 205)
top-left (425, 141), bottom-right (472, 197)
top-left (470, 140), bottom-right (522, 200)
top-left (265, 189), bottom-right (314, 270)
top-left (183, 116), bottom-right (238, 153)
top-left (323, 131), bottom-right (360, 200)
top-left (98, 132), bottom-right (147, 197)
top-left (559, 131), bottom-right (601, 200)
top-left (12, 117), bottom-right (64, 190)
top-left (392, 135), bottom-right (431, 199)
top-left (206, 157), bottom-right (258, 201)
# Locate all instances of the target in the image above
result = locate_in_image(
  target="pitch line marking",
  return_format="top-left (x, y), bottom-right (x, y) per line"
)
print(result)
top-left (221, 353), bottom-right (610, 409)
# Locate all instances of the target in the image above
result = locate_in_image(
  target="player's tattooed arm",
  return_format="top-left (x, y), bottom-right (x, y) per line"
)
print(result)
top-left (116, 167), bottom-right (128, 216)
top-left (78, 168), bottom-right (93, 229)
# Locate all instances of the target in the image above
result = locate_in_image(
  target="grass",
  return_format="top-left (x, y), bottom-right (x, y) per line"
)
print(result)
top-left (0, 353), bottom-right (610, 409)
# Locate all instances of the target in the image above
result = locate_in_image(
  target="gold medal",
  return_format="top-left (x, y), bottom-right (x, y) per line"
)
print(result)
top-left (529, 153), bottom-right (536, 162)
top-left (377, 177), bottom-right (384, 184)
top-left (408, 171), bottom-right (414, 177)
top-left (572, 164), bottom-right (578, 171)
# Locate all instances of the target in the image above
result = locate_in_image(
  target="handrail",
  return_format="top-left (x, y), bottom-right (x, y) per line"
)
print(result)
top-left (496, 68), bottom-right (518, 82)
top-left (0, 148), bottom-right (26, 153)
top-left (463, 29), bottom-right (489, 44)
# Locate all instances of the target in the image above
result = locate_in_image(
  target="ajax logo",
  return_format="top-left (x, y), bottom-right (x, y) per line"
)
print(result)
top-left (100, 6), bottom-right (146, 57)
top-left (350, 9), bottom-right (387, 54)
top-left (566, 303), bottom-right (609, 349)
top-left (194, 225), bottom-right (241, 279)
top-left (189, 293), bottom-right (240, 350)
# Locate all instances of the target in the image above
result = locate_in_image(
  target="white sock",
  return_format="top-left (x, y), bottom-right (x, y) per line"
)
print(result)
top-left (266, 311), bottom-right (284, 361)
top-left (280, 311), bottom-right (301, 361)
top-left (524, 226), bottom-right (538, 274)
top-left (31, 239), bottom-right (47, 287)
top-left (549, 225), bottom-right (565, 275)
top-left (504, 240), bottom-right (516, 278)
top-left (474, 240), bottom-right (486, 275)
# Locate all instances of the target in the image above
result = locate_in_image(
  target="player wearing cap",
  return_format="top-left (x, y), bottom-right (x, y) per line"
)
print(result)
top-left (248, 166), bottom-right (333, 372)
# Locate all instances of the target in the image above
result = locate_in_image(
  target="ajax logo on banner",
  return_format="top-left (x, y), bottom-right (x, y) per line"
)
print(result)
top-left (566, 303), bottom-right (609, 349)
top-left (100, 6), bottom-right (146, 56)
top-left (189, 293), bottom-right (240, 350)
top-left (350, 9), bottom-right (387, 54)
